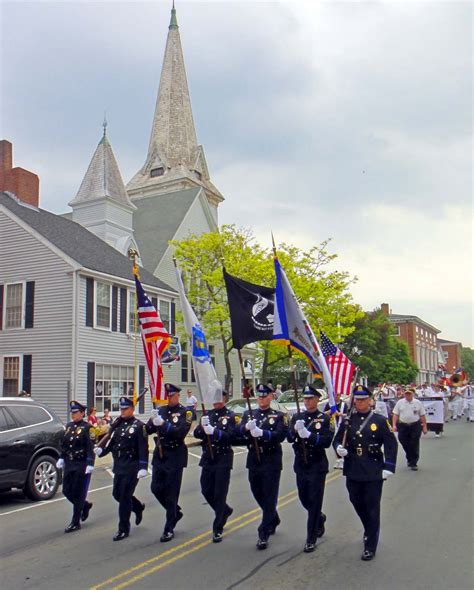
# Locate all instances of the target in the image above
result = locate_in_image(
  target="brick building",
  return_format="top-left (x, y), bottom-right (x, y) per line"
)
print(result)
top-left (0, 140), bottom-right (39, 207)
top-left (381, 303), bottom-right (440, 384)
top-left (438, 339), bottom-right (462, 375)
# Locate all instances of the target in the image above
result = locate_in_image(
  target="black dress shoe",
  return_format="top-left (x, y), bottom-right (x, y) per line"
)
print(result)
top-left (256, 537), bottom-right (268, 550)
top-left (212, 532), bottom-right (223, 543)
top-left (113, 531), bottom-right (129, 541)
top-left (361, 550), bottom-right (375, 561)
top-left (303, 542), bottom-right (316, 553)
top-left (135, 502), bottom-right (145, 526)
top-left (411, 465), bottom-right (418, 471)
top-left (81, 501), bottom-right (93, 522)
top-left (64, 523), bottom-right (81, 533)
top-left (222, 506), bottom-right (233, 528)
top-left (317, 513), bottom-right (327, 538)
top-left (160, 531), bottom-right (175, 543)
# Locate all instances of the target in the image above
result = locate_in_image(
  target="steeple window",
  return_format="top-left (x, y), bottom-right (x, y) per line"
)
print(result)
top-left (150, 167), bottom-right (164, 178)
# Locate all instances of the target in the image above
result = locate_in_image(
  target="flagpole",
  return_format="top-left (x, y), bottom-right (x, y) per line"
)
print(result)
top-left (237, 348), bottom-right (261, 463)
top-left (173, 257), bottom-right (214, 460)
top-left (272, 233), bottom-right (308, 464)
top-left (341, 368), bottom-right (360, 449)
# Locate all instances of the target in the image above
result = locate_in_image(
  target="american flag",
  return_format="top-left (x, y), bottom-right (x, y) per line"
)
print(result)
top-left (134, 274), bottom-right (172, 404)
top-left (320, 330), bottom-right (356, 396)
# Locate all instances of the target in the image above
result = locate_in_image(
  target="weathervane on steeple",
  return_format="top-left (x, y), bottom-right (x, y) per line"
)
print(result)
top-left (170, 0), bottom-right (178, 29)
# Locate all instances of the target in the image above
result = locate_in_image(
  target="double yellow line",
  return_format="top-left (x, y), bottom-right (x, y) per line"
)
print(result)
top-left (90, 473), bottom-right (341, 590)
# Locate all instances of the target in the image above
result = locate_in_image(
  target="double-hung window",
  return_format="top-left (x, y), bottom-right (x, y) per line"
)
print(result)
top-left (95, 282), bottom-right (111, 329)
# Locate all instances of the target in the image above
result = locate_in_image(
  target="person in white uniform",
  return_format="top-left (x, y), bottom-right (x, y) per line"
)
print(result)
top-left (392, 389), bottom-right (428, 470)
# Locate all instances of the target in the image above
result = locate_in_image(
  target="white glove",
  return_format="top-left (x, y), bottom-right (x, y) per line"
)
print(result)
top-left (295, 419), bottom-right (305, 431)
top-left (204, 424), bottom-right (215, 435)
top-left (151, 409), bottom-right (159, 419)
top-left (298, 427), bottom-right (311, 439)
top-left (85, 465), bottom-right (94, 475)
top-left (250, 426), bottom-right (263, 438)
top-left (94, 447), bottom-right (103, 457)
top-left (56, 458), bottom-right (64, 469)
top-left (382, 470), bottom-right (393, 480)
top-left (137, 469), bottom-right (148, 479)
top-left (153, 414), bottom-right (164, 427)
top-left (245, 419), bottom-right (257, 431)
top-left (201, 415), bottom-right (210, 427)
top-left (336, 445), bottom-right (348, 457)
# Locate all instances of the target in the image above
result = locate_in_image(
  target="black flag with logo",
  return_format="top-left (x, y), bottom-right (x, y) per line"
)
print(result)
top-left (223, 269), bottom-right (275, 349)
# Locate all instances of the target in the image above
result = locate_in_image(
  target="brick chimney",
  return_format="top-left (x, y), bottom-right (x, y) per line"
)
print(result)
top-left (0, 140), bottom-right (39, 207)
top-left (381, 303), bottom-right (390, 316)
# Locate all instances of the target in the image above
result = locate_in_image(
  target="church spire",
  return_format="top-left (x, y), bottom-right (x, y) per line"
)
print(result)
top-left (127, 3), bottom-right (223, 210)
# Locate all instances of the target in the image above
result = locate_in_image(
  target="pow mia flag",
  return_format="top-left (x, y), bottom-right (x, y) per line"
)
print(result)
top-left (223, 269), bottom-right (275, 349)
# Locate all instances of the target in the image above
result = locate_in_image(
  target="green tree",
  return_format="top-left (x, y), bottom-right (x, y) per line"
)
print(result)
top-left (172, 225), bottom-right (361, 391)
top-left (461, 347), bottom-right (474, 380)
top-left (342, 309), bottom-right (418, 386)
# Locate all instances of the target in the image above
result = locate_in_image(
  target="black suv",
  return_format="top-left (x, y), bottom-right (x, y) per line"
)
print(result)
top-left (0, 397), bottom-right (64, 500)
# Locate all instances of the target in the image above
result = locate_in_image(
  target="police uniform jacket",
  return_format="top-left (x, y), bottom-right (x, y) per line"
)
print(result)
top-left (101, 417), bottom-right (148, 475)
top-left (193, 406), bottom-right (238, 470)
top-left (60, 419), bottom-right (95, 471)
top-left (239, 408), bottom-right (288, 471)
top-left (288, 410), bottom-right (333, 472)
top-left (146, 404), bottom-right (192, 469)
top-left (333, 411), bottom-right (397, 481)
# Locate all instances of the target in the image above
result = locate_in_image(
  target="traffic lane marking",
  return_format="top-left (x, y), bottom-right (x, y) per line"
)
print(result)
top-left (90, 473), bottom-right (341, 590)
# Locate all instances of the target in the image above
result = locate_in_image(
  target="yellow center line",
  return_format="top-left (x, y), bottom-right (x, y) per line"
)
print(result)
top-left (90, 474), bottom-right (341, 590)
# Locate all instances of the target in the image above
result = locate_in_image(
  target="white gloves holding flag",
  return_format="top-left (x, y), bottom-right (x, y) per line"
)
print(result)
top-left (201, 415), bottom-right (210, 427)
top-left (245, 419), bottom-right (257, 431)
top-left (295, 420), bottom-right (311, 439)
top-left (56, 458), bottom-right (64, 469)
top-left (94, 447), bottom-right (103, 457)
top-left (85, 465), bottom-right (94, 475)
top-left (250, 426), bottom-right (263, 438)
top-left (137, 469), bottom-right (148, 479)
top-left (382, 470), bottom-right (393, 480)
top-left (151, 409), bottom-right (164, 427)
top-left (336, 445), bottom-right (348, 457)
top-left (204, 424), bottom-right (215, 436)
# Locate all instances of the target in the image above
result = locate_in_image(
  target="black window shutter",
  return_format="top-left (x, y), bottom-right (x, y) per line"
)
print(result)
top-left (171, 301), bottom-right (176, 334)
top-left (111, 286), bottom-right (118, 332)
top-left (25, 281), bottom-right (35, 329)
top-left (86, 278), bottom-right (94, 327)
top-left (139, 365), bottom-right (145, 414)
top-left (22, 354), bottom-right (32, 394)
top-left (151, 296), bottom-right (158, 311)
top-left (87, 362), bottom-right (95, 411)
top-left (0, 285), bottom-right (3, 330)
top-left (119, 288), bottom-right (127, 333)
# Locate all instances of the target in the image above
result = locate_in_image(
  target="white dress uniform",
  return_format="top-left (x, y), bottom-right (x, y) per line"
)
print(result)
top-left (462, 385), bottom-right (474, 422)
top-left (451, 388), bottom-right (464, 420)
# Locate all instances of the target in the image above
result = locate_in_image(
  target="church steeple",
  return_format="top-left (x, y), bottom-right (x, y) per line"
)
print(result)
top-left (127, 2), bottom-right (223, 214)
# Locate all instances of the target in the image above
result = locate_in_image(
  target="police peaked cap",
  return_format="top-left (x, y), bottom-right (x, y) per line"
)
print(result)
top-left (165, 383), bottom-right (181, 395)
top-left (352, 385), bottom-right (372, 398)
top-left (256, 383), bottom-right (274, 396)
top-left (70, 400), bottom-right (86, 413)
top-left (303, 384), bottom-right (322, 398)
top-left (119, 396), bottom-right (134, 408)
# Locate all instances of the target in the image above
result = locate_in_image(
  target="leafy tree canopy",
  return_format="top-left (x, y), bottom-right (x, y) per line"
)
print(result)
top-left (461, 347), bottom-right (474, 380)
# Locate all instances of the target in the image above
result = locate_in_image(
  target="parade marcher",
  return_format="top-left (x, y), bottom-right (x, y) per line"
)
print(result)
top-left (146, 383), bottom-right (193, 542)
top-left (288, 385), bottom-right (334, 553)
top-left (450, 387), bottom-right (464, 420)
top-left (193, 391), bottom-right (237, 543)
top-left (334, 385), bottom-right (397, 561)
top-left (238, 383), bottom-right (288, 550)
top-left (392, 388), bottom-right (428, 469)
top-left (94, 396), bottom-right (148, 541)
top-left (462, 383), bottom-right (474, 422)
top-left (185, 389), bottom-right (198, 421)
top-left (324, 391), bottom-right (348, 469)
top-left (57, 400), bottom-right (95, 533)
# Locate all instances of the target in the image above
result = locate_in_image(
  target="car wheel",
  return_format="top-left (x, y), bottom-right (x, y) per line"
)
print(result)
top-left (24, 455), bottom-right (60, 501)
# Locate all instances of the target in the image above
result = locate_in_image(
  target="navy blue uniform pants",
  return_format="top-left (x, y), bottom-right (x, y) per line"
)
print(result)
top-left (296, 469), bottom-right (326, 544)
top-left (346, 479), bottom-right (383, 553)
top-left (397, 421), bottom-right (422, 466)
top-left (248, 469), bottom-right (281, 539)
top-left (62, 467), bottom-right (90, 525)
top-left (112, 472), bottom-right (141, 534)
top-left (151, 466), bottom-right (184, 533)
top-left (200, 467), bottom-right (232, 534)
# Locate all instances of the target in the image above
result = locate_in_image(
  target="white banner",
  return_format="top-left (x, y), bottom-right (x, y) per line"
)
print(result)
top-left (420, 399), bottom-right (444, 424)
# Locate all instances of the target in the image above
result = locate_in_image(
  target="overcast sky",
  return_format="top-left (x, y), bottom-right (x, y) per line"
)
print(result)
top-left (2, 0), bottom-right (472, 347)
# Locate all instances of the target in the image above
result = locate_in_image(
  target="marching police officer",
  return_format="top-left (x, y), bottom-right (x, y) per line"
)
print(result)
top-left (334, 385), bottom-right (397, 561)
top-left (146, 383), bottom-right (193, 542)
top-left (239, 383), bottom-right (288, 550)
top-left (57, 400), bottom-right (95, 533)
top-left (94, 396), bottom-right (148, 541)
top-left (193, 391), bottom-right (237, 543)
top-left (288, 385), bottom-right (334, 553)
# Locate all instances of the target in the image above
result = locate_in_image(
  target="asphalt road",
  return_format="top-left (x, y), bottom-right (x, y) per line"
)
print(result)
top-left (0, 420), bottom-right (472, 590)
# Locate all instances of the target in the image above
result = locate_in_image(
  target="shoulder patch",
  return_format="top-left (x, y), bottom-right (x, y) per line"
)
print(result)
top-left (386, 420), bottom-right (393, 432)
top-left (186, 411), bottom-right (193, 424)
top-left (235, 415), bottom-right (241, 425)
top-left (283, 414), bottom-right (289, 426)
